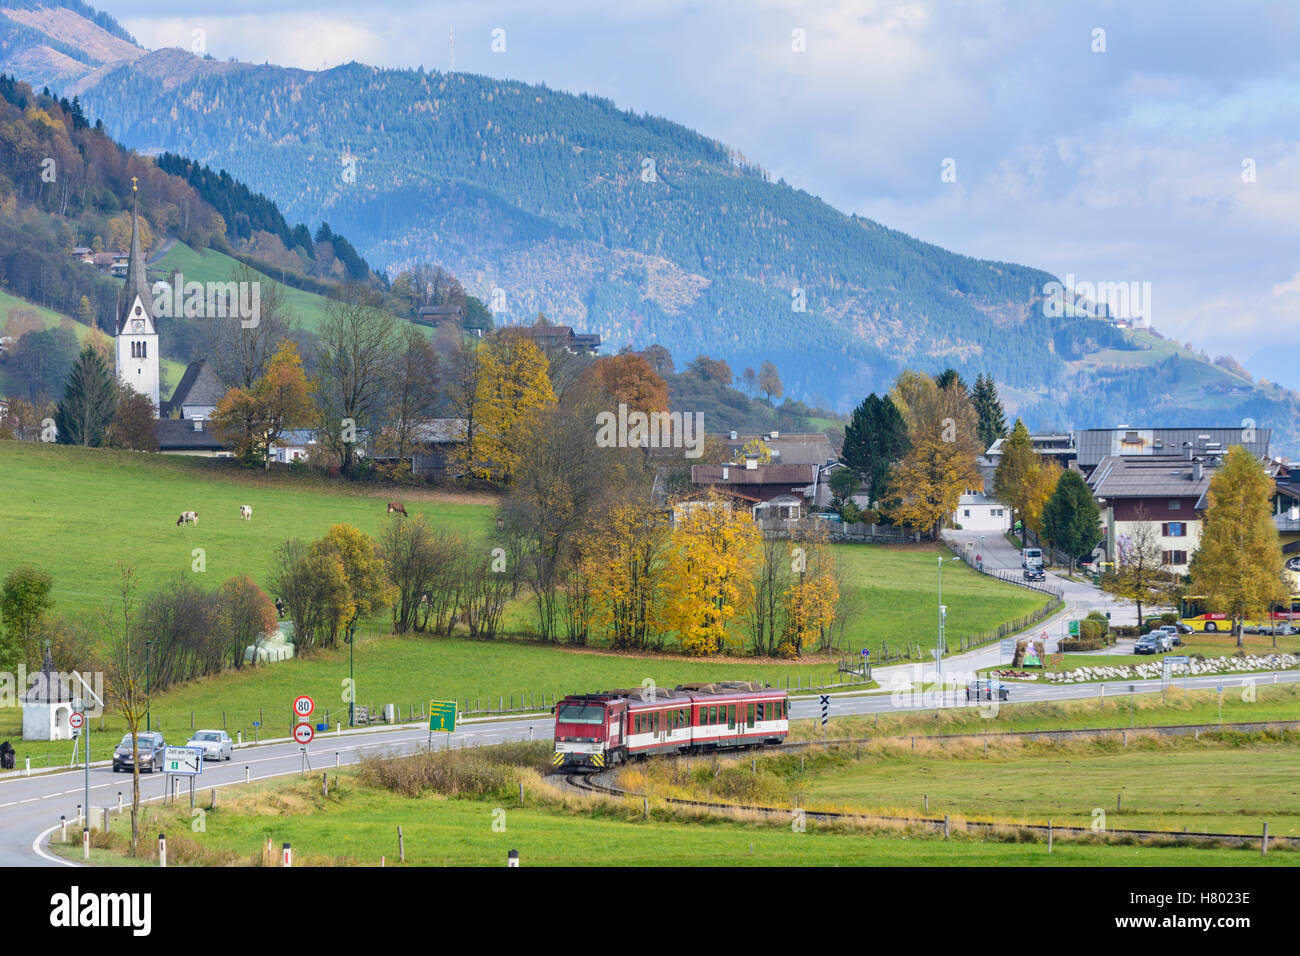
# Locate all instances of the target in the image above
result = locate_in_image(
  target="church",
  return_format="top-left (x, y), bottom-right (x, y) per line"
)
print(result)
top-left (113, 181), bottom-right (228, 455)
top-left (113, 179), bottom-right (160, 415)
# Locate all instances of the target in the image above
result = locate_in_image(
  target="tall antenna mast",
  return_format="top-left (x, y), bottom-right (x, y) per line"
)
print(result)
top-left (449, 25), bottom-right (455, 73)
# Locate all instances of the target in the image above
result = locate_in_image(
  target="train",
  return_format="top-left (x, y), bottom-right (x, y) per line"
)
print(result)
top-left (552, 681), bottom-right (789, 771)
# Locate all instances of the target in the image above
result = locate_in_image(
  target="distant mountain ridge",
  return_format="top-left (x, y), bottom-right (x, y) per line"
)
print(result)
top-left (2, 1), bottom-right (1299, 453)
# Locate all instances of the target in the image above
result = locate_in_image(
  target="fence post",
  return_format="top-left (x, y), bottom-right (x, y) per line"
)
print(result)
top-left (398, 825), bottom-right (405, 863)
top-left (158, 833), bottom-right (166, 867)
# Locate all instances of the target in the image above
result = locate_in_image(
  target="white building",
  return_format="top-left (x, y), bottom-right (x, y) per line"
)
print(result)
top-left (952, 491), bottom-right (1011, 532)
top-left (113, 183), bottom-right (160, 415)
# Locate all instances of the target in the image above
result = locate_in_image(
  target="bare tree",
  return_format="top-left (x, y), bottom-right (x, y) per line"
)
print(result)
top-left (204, 265), bottom-right (291, 390)
top-left (101, 564), bottom-right (147, 857)
top-left (313, 288), bottom-right (399, 474)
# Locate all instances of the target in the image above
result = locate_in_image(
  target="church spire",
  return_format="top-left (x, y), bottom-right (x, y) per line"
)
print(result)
top-left (116, 176), bottom-right (154, 334)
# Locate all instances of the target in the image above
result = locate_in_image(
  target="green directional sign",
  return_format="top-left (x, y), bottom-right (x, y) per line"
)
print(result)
top-left (1069, 620), bottom-right (1080, 636)
top-left (429, 700), bottom-right (457, 733)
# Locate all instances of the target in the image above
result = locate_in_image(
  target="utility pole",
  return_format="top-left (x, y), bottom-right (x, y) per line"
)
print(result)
top-left (71, 671), bottom-right (104, 839)
top-left (346, 609), bottom-right (359, 728)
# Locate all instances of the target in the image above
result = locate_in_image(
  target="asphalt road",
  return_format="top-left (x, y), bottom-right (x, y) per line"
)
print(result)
top-left (4, 532), bottom-right (1293, 866)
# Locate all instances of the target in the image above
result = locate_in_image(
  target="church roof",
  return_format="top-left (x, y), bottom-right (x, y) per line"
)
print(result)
top-left (116, 192), bottom-right (155, 334)
top-left (164, 360), bottom-right (225, 416)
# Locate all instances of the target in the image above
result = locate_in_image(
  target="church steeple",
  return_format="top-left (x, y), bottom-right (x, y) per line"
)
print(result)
top-left (116, 176), bottom-right (154, 334)
top-left (113, 177), bottom-right (160, 415)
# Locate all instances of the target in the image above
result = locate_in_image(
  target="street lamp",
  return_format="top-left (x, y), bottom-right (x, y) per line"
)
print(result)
top-left (937, 555), bottom-right (962, 707)
top-left (345, 608), bottom-right (360, 728)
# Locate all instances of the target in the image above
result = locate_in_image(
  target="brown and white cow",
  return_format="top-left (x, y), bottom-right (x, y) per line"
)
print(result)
top-left (176, 510), bottom-right (199, 526)
top-left (387, 501), bottom-right (409, 517)
top-left (240, 505), bottom-right (252, 520)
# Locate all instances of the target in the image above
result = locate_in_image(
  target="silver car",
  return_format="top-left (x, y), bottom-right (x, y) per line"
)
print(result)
top-left (185, 729), bottom-right (233, 761)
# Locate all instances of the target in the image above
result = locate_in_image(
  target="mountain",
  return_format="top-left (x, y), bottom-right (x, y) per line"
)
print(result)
top-left (2, 2), bottom-right (1299, 453)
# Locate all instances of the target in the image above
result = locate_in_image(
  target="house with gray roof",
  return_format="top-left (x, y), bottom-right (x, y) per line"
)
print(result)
top-left (163, 360), bottom-right (226, 421)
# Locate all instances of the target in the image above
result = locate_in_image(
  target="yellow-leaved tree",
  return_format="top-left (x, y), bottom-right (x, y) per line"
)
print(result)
top-left (781, 521), bottom-right (840, 657)
top-left (1190, 446), bottom-right (1289, 646)
top-left (581, 502), bottom-right (670, 651)
top-left (664, 491), bottom-right (761, 655)
top-left (469, 331), bottom-right (556, 482)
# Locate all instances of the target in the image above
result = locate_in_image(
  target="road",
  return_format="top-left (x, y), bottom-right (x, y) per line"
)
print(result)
top-left (4, 667), bottom-right (1296, 866)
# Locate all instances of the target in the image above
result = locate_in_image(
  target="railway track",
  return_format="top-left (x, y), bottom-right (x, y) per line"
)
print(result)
top-left (561, 723), bottom-right (1300, 851)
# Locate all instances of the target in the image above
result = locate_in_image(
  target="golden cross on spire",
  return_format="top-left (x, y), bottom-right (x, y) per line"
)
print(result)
top-left (132, 175), bottom-right (138, 192)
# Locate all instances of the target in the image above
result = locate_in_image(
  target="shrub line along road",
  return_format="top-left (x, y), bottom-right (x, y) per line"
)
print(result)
top-left (5, 531), bottom-right (1296, 866)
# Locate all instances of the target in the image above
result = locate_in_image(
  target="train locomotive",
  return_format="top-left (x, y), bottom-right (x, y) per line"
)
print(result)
top-left (552, 682), bottom-right (789, 771)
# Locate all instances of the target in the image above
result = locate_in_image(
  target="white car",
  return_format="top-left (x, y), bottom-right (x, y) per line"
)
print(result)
top-left (185, 729), bottom-right (233, 761)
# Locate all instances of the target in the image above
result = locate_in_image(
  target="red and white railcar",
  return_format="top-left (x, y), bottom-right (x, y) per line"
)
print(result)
top-left (552, 682), bottom-right (788, 771)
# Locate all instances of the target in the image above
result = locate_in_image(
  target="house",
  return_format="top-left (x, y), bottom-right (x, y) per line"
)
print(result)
top-left (512, 324), bottom-right (601, 354)
top-left (1270, 460), bottom-right (1300, 589)
top-left (690, 461), bottom-right (820, 523)
top-left (716, 430), bottom-right (836, 467)
top-left (670, 488), bottom-right (761, 525)
top-left (981, 432), bottom-right (1077, 488)
top-left (162, 360), bottom-right (225, 420)
top-left (1073, 427), bottom-right (1271, 479)
top-left (270, 428), bottom-right (320, 464)
top-left (367, 419), bottom-right (468, 479)
top-left (415, 304), bottom-right (464, 326)
top-left (155, 418), bottom-right (232, 457)
top-left (952, 491), bottom-right (1011, 532)
top-left (1087, 452), bottom-right (1223, 575)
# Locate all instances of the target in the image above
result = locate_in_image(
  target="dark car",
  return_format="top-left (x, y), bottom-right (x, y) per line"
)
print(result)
top-left (113, 732), bottom-right (165, 773)
top-left (966, 679), bottom-right (1010, 701)
top-left (1134, 635), bottom-right (1162, 655)
top-left (1023, 568), bottom-right (1046, 582)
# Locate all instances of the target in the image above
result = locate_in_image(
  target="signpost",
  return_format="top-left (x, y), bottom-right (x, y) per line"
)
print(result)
top-left (1068, 620), bottom-right (1080, 637)
top-left (293, 695), bottom-right (315, 721)
top-left (428, 700), bottom-right (457, 750)
top-left (819, 694), bottom-right (829, 728)
top-left (163, 746), bottom-right (203, 808)
top-left (293, 723), bottom-right (315, 745)
top-left (69, 712), bottom-right (84, 731)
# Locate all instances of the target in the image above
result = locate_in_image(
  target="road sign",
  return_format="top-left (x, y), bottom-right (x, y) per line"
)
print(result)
top-left (820, 695), bottom-right (829, 727)
top-left (68, 712), bottom-right (84, 730)
top-left (163, 746), bottom-right (203, 776)
top-left (1000, 638), bottom-right (1016, 658)
top-left (861, 648), bottom-right (869, 657)
top-left (1068, 620), bottom-right (1080, 636)
top-left (293, 723), bottom-right (315, 744)
top-left (428, 700), bottom-right (457, 733)
top-left (293, 695), bottom-right (315, 719)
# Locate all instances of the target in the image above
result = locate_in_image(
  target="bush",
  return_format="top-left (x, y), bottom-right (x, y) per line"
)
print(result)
top-left (1059, 637), bottom-right (1106, 652)
top-left (1110, 625), bottom-right (1141, 638)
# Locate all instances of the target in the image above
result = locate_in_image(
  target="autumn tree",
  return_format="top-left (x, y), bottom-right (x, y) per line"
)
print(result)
top-left (377, 324), bottom-right (441, 470)
top-left (471, 330), bottom-right (556, 482)
top-left (886, 372), bottom-right (982, 537)
top-left (1190, 446), bottom-right (1290, 646)
top-left (105, 382), bottom-right (158, 452)
top-left (204, 266), bottom-right (291, 390)
top-left (741, 437), bottom-right (773, 463)
top-left (100, 564), bottom-right (146, 856)
top-left (664, 492), bottom-right (761, 655)
top-left (993, 419), bottom-right (1037, 541)
top-left (757, 360), bottom-right (783, 404)
top-left (270, 539), bottom-right (349, 654)
top-left (582, 501), bottom-right (670, 651)
top-left (1, 564), bottom-right (55, 669)
top-left (686, 355), bottom-right (732, 387)
top-left (311, 524), bottom-right (393, 645)
top-left (782, 521), bottom-right (840, 657)
top-left (218, 575), bottom-right (278, 669)
top-left (211, 340), bottom-right (310, 467)
top-left (579, 353), bottom-right (668, 413)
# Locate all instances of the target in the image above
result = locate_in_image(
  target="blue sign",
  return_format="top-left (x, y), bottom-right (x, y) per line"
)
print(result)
top-left (861, 649), bottom-right (870, 657)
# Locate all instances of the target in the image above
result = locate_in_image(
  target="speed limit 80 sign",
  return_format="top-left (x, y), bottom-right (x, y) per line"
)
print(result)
top-left (293, 695), bottom-right (314, 719)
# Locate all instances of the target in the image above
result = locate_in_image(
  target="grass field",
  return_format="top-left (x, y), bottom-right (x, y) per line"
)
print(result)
top-left (49, 750), bottom-right (1292, 867)
top-left (793, 736), bottom-right (1300, 837)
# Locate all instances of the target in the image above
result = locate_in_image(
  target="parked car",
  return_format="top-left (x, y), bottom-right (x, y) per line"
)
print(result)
top-left (966, 679), bottom-right (1010, 701)
top-left (1134, 635), bottom-right (1163, 655)
top-left (113, 731), bottom-right (165, 773)
top-left (185, 729), bottom-right (233, 762)
top-left (1155, 625), bottom-right (1184, 647)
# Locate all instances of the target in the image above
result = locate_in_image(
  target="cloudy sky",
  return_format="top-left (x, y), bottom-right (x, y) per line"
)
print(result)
top-left (99, 0), bottom-right (1300, 386)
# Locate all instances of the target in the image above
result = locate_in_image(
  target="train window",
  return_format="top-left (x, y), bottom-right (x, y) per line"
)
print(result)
top-left (727, 705), bottom-right (735, 728)
top-left (710, 705), bottom-right (718, 724)
top-left (747, 703), bottom-right (755, 727)
top-left (756, 702), bottom-right (764, 721)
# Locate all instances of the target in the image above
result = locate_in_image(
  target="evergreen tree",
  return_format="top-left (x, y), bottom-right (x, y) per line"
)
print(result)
top-left (54, 346), bottom-right (116, 446)
top-left (935, 368), bottom-right (968, 395)
top-left (972, 373), bottom-right (1007, 450)
top-left (1041, 470), bottom-right (1101, 573)
top-left (993, 418), bottom-right (1035, 541)
top-left (841, 393), bottom-right (908, 505)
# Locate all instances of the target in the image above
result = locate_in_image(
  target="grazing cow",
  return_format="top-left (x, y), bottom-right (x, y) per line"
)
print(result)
top-left (176, 510), bottom-right (198, 526)
top-left (387, 501), bottom-right (409, 517)
top-left (240, 505), bottom-right (252, 520)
